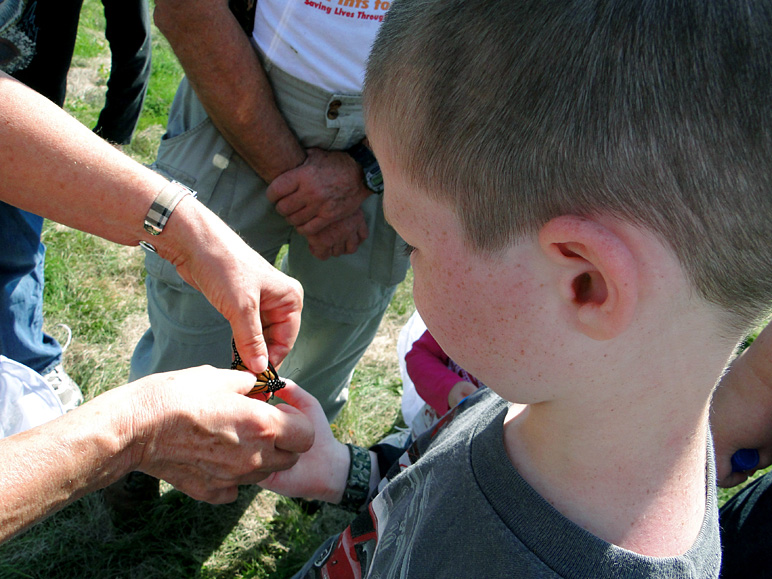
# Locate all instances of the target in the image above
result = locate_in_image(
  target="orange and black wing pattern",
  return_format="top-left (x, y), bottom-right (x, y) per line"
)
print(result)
top-left (231, 339), bottom-right (286, 397)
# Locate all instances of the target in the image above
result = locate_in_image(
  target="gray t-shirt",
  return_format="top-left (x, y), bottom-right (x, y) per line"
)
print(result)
top-left (296, 388), bottom-right (720, 578)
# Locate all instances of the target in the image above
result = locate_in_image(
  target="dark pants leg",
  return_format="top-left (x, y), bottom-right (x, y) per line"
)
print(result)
top-left (719, 472), bottom-right (772, 578)
top-left (93, 0), bottom-right (152, 145)
top-left (11, 0), bottom-right (84, 106)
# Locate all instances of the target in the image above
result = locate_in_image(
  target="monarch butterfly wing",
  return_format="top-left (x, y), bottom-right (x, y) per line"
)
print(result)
top-left (231, 339), bottom-right (286, 396)
top-left (248, 361), bottom-right (286, 396)
top-left (232, 360), bottom-right (250, 372)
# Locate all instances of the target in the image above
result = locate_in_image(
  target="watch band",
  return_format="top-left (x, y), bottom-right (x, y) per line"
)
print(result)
top-left (339, 444), bottom-right (373, 512)
top-left (139, 181), bottom-right (197, 253)
top-left (346, 142), bottom-right (384, 194)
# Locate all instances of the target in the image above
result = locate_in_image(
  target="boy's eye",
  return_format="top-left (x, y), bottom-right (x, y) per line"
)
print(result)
top-left (402, 242), bottom-right (417, 256)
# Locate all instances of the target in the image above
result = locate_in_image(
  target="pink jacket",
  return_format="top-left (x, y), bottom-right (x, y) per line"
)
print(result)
top-left (405, 330), bottom-right (480, 415)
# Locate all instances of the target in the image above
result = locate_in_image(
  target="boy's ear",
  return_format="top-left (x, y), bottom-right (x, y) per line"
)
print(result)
top-left (538, 216), bottom-right (638, 340)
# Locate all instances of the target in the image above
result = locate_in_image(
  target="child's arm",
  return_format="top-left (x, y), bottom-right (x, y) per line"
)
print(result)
top-left (711, 324), bottom-right (772, 487)
top-left (406, 330), bottom-right (475, 414)
top-left (261, 382), bottom-right (422, 511)
top-left (258, 382), bottom-right (353, 503)
top-left (259, 382), bottom-right (399, 511)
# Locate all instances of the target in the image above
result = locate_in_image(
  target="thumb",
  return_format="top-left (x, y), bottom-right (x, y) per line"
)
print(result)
top-left (227, 366), bottom-right (264, 396)
top-left (232, 322), bottom-right (269, 375)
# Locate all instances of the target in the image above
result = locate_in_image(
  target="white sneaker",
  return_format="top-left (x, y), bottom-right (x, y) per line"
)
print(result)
top-left (42, 324), bottom-right (84, 412)
top-left (43, 364), bottom-right (84, 413)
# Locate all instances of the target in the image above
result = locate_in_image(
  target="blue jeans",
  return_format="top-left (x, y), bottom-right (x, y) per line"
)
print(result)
top-left (3, 0), bottom-right (82, 376)
top-left (0, 202), bottom-right (62, 375)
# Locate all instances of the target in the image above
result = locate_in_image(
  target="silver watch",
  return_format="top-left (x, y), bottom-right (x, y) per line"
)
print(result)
top-left (139, 181), bottom-right (197, 252)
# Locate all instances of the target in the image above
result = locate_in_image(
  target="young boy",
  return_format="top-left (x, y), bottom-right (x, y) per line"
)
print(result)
top-left (258, 0), bottom-right (772, 575)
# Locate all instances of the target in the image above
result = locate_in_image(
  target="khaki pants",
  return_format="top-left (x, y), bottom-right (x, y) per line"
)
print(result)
top-left (130, 61), bottom-right (409, 421)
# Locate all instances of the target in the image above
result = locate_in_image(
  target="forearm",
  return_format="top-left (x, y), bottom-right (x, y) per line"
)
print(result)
top-left (1, 72), bottom-right (225, 270)
top-left (0, 389), bottom-right (133, 543)
top-left (0, 73), bottom-right (168, 246)
top-left (1, 71), bottom-right (301, 368)
top-left (154, 0), bottom-right (306, 182)
top-left (0, 369), bottom-right (314, 542)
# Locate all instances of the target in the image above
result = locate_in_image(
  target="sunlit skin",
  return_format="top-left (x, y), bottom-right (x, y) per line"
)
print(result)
top-left (373, 131), bottom-right (589, 405)
top-left (0, 73), bottom-right (312, 543)
top-left (367, 121), bottom-right (732, 557)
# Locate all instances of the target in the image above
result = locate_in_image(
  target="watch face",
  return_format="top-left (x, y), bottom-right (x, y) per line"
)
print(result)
top-left (365, 168), bottom-right (384, 193)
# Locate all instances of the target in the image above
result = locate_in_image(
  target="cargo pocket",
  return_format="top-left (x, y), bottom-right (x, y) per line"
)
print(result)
top-left (153, 117), bottom-right (235, 210)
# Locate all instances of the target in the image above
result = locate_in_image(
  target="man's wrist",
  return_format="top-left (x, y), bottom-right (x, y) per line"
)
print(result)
top-left (346, 143), bottom-right (384, 194)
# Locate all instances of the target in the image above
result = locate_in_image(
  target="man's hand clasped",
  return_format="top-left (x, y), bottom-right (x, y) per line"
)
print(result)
top-left (267, 148), bottom-right (371, 260)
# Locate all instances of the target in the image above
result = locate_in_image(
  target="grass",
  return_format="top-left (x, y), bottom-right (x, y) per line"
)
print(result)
top-left (1, 0), bottom-right (767, 575)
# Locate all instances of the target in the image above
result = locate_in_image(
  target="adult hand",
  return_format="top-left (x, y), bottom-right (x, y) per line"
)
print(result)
top-left (258, 381), bottom-right (350, 504)
top-left (0, 74), bottom-right (303, 375)
top-left (448, 381), bottom-right (479, 409)
top-left (267, 148), bottom-right (371, 236)
top-left (306, 209), bottom-right (369, 260)
top-left (128, 367), bottom-right (315, 504)
top-left (711, 327), bottom-right (772, 487)
top-left (0, 366), bottom-right (315, 543)
top-left (159, 198), bottom-right (304, 373)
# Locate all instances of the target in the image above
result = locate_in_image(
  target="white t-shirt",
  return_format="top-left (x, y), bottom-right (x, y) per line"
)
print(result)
top-left (253, 0), bottom-right (389, 94)
top-left (0, 356), bottom-right (64, 438)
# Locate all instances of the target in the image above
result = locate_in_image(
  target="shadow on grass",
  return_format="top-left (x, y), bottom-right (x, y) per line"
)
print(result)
top-left (0, 483), bottom-right (356, 579)
top-left (0, 486), bottom-right (261, 578)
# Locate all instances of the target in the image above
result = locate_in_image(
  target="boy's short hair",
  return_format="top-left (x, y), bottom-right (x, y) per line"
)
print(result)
top-left (365, 0), bottom-right (772, 335)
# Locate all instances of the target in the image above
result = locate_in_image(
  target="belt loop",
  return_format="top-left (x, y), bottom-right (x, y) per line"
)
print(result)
top-left (327, 99), bottom-right (343, 120)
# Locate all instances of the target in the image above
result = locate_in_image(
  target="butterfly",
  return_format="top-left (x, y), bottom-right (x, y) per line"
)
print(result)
top-left (230, 339), bottom-right (286, 398)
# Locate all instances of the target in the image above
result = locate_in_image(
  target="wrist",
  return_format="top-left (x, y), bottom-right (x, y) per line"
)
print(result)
top-left (147, 193), bottom-right (227, 268)
top-left (346, 142), bottom-right (383, 195)
top-left (112, 376), bottom-right (171, 475)
top-left (138, 181), bottom-right (198, 253)
top-left (264, 147), bottom-right (308, 183)
top-left (337, 444), bottom-right (375, 512)
top-left (68, 385), bottom-right (144, 486)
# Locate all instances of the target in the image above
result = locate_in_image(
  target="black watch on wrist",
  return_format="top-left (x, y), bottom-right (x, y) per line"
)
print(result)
top-left (346, 142), bottom-right (384, 194)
